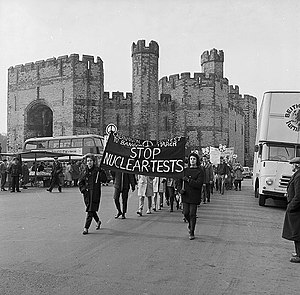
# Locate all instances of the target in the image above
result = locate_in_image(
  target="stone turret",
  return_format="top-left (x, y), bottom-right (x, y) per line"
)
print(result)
top-left (131, 40), bottom-right (159, 139)
top-left (201, 48), bottom-right (224, 78)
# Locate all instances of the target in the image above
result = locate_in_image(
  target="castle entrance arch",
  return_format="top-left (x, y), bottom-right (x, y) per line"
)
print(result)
top-left (25, 103), bottom-right (53, 139)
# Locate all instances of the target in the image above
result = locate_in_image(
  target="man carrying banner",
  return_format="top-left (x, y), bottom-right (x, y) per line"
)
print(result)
top-left (111, 171), bottom-right (136, 219)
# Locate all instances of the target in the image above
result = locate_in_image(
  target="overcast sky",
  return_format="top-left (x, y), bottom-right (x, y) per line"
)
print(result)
top-left (0, 0), bottom-right (300, 134)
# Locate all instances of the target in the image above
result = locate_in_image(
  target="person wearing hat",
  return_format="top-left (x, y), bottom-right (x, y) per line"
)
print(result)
top-left (282, 156), bottom-right (300, 263)
top-left (47, 157), bottom-right (63, 192)
top-left (0, 158), bottom-right (8, 191)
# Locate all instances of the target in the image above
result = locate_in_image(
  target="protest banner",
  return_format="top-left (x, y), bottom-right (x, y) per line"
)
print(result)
top-left (100, 133), bottom-right (186, 178)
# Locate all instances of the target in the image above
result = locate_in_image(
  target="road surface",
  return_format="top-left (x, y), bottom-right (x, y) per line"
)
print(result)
top-left (0, 179), bottom-right (299, 295)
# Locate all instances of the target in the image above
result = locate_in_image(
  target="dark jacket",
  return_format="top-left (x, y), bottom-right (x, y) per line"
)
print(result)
top-left (112, 171), bottom-right (136, 192)
top-left (180, 167), bottom-right (204, 205)
top-left (217, 163), bottom-right (230, 176)
top-left (8, 162), bottom-right (22, 177)
top-left (79, 165), bottom-right (107, 212)
top-left (282, 169), bottom-right (300, 241)
top-left (202, 163), bottom-right (214, 184)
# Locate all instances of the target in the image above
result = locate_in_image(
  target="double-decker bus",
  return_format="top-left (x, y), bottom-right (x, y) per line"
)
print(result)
top-left (23, 134), bottom-right (105, 160)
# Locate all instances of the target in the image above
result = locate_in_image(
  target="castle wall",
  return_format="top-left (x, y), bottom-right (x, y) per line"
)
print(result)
top-left (7, 41), bottom-right (257, 165)
top-left (103, 92), bottom-right (133, 137)
top-left (7, 55), bottom-right (104, 152)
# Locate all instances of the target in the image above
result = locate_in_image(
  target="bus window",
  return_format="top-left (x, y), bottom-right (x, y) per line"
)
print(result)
top-left (94, 138), bottom-right (103, 151)
top-left (83, 138), bottom-right (95, 147)
top-left (60, 139), bottom-right (71, 148)
top-left (71, 138), bottom-right (83, 148)
top-left (25, 140), bottom-right (48, 150)
top-left (49, 139), bottom-right (60, 149)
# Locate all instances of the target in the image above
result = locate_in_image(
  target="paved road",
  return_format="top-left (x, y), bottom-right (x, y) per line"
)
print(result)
top-left (0, 180), bottom-right (299, 295)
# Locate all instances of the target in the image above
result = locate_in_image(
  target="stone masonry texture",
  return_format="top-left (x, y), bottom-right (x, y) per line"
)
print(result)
top-left (7, 40), bottom-right (257, 166)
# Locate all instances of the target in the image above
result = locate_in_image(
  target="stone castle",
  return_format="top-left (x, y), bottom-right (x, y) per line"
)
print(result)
top-left (7, 39), bottom-right (257, 166)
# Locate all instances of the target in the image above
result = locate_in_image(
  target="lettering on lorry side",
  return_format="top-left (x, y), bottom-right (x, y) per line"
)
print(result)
top-left (284, 104), bottom-right (300, 132)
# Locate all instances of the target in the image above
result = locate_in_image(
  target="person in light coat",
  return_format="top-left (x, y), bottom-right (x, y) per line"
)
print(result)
top-left (152, 177), bottom-right (166, 211)
top-left (282, 157), bottom-right (300, 263)
top-left (137, 175), bottom-right (154, 216)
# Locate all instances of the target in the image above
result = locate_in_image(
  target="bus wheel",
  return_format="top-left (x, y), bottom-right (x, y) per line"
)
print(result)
top-left (258, 194), bottom-right (266, 206)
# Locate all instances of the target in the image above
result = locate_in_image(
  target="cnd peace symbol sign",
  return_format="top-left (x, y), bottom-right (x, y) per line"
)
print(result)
top-left (105, 123), bottom-right (117, 134)
top-left (142, 140), bottom-right (154, 147)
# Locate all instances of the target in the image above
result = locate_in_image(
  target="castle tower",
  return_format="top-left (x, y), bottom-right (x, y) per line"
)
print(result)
top-left (131, 40), bottom-right (159, 139)
top-left (7, 54), bottom-right (104, 152)
top-left (201, 48), bottom-right (224, 78)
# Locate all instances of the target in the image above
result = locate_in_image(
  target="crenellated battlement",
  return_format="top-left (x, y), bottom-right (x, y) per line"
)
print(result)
top-left (104, 91), bottom-right (133, 101)
top-left (229, 85), bottom-right (240, 94)
top-left (159, 72), bottom-right (228, 87)
top-left (243, 94), bottom-right (257, 105)
top-left (8, 54), bottom-right (103, 72)
top-left (131, 40), bottom-right (159, 57)
top-left (201, 48), bottom-right (224, 65)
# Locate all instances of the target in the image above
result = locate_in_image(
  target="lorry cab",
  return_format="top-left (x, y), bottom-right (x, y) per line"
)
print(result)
top-left (253, 92), bottom-right (300, 206)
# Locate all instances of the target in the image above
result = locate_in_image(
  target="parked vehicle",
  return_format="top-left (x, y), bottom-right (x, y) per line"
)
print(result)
top-left (253, 91), bottom-right (300, 206)
top-left (242, 167), bottom-right (252, 178)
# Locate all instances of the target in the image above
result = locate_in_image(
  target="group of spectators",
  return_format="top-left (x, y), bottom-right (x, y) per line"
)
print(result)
top-left (0, 157), bottom-right (87, 192)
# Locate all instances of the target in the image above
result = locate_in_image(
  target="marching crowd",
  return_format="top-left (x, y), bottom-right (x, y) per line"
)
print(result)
top-left (0, 153), bottom-right (244, 241)
top-left (77, 153), bottom-right (245, 240)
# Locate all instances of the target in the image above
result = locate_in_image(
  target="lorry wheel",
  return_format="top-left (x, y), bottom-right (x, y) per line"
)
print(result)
top-left (258, 194), bottom-right (266, 206)
top-left (255, 184), bottom-right (259, 198)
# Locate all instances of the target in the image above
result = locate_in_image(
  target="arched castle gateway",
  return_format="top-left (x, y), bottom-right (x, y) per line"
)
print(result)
top-left (7, 40), bottom-right (257, 166)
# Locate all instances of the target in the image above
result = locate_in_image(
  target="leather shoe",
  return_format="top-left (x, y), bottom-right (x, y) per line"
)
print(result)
top-left (136, 211), bottom-right (142, 216)
top-left (290, 256), bottom-right (300, 263)
top-left (121, 214), bottom-right (126, 219)
top-left (189, 235), bottom-right (195, 240)
top-left (114, 212), bottom-right (122, 219)
top-left (96, 221), bottom-right (101, 230)
top-left (82, 228), bottom-right (88, 235)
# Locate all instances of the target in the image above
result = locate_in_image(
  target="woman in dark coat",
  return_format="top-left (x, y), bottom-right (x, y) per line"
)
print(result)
top-left (179, 152), bottom-right (204, 240)
top-left (282, 157), bottom-right (300, 263)
top-left (78, 154), bottom-right (107, 235)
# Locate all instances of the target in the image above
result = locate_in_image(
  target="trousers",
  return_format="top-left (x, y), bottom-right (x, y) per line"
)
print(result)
top-left (183, 203), bottom-right (198, 235)
top-left (113, 188), bottom-right (129, 214)
top-left (84, 211), bottom-right (99, 229)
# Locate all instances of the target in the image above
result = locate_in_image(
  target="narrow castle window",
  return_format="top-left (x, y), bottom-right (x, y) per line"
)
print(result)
top-left (14, 95), bottom-right (17, 111)
top-left (235, 121), bottom-right (236, 132)
top-left (37, 87), bottom-right (40, 100)
top-left (253, 109), bottom-right (256, 119)
top-left (198, 101), bottom-right (201, 110)
top-left (116, 114), bottom-right (120, 129)
top-left (62, 89), bottom-right (65, 105)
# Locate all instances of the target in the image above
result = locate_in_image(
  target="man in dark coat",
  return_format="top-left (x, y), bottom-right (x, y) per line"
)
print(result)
top-left (8, 157), bottom-right (22, 193)
top-left (47, 157), bottom-right (64, 192)
top-left (111, 171), bottom-right (136, 219)
top-left (282, 157), bottom-right (300, 263)
top-left (79, 154), bottom-right (107, 235)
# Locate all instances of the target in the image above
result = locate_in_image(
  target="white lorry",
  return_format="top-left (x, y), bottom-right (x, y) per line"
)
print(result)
top-left (253, 91), bottom-right (300, 206)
